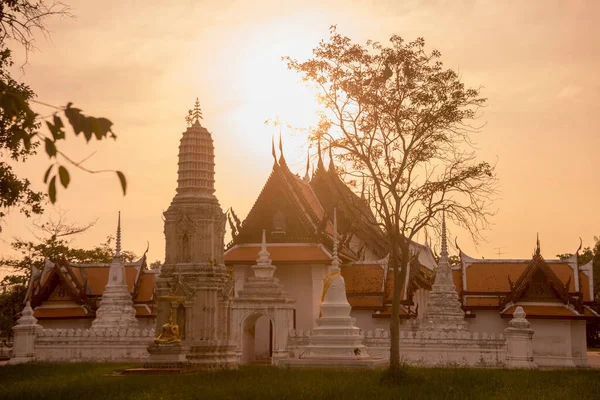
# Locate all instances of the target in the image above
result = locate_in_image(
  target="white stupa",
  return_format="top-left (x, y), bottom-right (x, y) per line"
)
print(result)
top-left (91, 213), bottom-right (139, 330)
top-left (279, 208), bottom-right (387, 368)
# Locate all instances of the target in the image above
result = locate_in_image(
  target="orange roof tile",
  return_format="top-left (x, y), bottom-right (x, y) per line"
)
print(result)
top-left (82, 267), bottom-right (110, 294)
top-left (342, 264), bottom-right (384, 294)
top-left (383, 271), bottom-right (407, 302)
top-left (125, 267), bottom-right (137, 291)
top-left (466, 263), bottom-right (528, 292)
top-left (465, 297), bottom-right (500, 307)
top-left (548, 264), bottom-right (574, 288)
top-left (133, 304), bottom-right (155, 316)
top-left (225, 245), bottom-right (332, 264)
top-left (452, 269), bottom-right (462, 294)
top-left (465, 261), bottom-right (575, 294)
top-left (134, 273), bottom-right (155, 302)
top-left (69, 268), bottom-right (85, 287)
top-left (76, 266), bottom-right (144, 295)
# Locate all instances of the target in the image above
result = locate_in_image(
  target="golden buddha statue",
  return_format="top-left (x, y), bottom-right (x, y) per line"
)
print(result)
top-left (154, 309), bottom-right (181, 344)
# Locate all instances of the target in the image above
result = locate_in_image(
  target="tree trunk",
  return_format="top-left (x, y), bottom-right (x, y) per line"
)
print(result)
top-left (389, 241), bottom-right (410, 372)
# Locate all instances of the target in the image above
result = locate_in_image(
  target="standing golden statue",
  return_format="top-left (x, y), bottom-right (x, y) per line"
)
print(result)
top-left (154, 309), bottom-right (181, 344)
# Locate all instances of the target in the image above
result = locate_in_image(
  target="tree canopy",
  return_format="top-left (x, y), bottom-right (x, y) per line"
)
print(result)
top-left (286, 27), bottom-right (497, 373)
top-left (0, 1), bottom-right (126, 230)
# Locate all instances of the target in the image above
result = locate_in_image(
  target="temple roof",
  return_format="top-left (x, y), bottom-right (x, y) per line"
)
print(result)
top-left (225, 243), bottom-right (346, 265)
top-left (228, 156), bottom-right (341, 252)
top-left (309, 162), bottom-right (388, 259)
top-left (26, 255), bottom-right (156, 319)
top-left (457, 245), bottom-right (595, 319)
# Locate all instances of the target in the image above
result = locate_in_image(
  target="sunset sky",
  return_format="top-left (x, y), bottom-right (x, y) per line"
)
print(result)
top-left (2, 0), bottom-right (599, 268)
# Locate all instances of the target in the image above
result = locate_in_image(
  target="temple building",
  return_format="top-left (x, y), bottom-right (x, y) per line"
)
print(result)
top-left (23, 232), bottom-right (156, 330)
top-left (16, 100), bottom-right (598, 368)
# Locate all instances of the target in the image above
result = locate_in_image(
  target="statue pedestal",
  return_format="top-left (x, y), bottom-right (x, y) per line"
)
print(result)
top-left (142, 342), bottom-right (192, 370)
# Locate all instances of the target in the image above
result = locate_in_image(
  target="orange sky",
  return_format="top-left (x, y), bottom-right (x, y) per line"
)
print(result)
top-left (1, 0), bottom-right (599, 268)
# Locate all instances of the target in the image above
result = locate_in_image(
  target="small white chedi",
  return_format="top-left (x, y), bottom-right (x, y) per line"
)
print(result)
top-left (279, 209), bottom-right (387, 368)
top-left (91, 212), bottom-right (139, 330)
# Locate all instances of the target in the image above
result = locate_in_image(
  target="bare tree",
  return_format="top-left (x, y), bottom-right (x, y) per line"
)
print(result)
top-left (0, 1), bottom-right (71, 63)
top-left (286, 27), bottom-right (498, 375)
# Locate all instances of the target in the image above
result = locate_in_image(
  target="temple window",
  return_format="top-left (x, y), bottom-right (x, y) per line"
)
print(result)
top-left (272, 210), bottom-right (286, 234)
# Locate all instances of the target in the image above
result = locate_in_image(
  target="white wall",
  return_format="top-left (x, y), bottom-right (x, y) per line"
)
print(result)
top-left (271, 264), bottom-right (316, 331)
top-left (529, 319), bottom-right (575, 367)
top-left (570, 320), bottom-right (587, 366)
top-left (351, 310), bottom-right (393, 332)
top-left (466, 310), bottom-right (508, 334)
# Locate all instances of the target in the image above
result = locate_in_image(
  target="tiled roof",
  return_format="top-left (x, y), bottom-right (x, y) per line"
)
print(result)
top-left (465, 263), bottom-right (528, 292)
top-left (464, 297), bottom-right (500, 307)
top-left (342, 264), bottom-right (385, 294)
top-left (27, 256), bottom-right (155, 319)
top-left (225, 244), bottom-right (334, 264)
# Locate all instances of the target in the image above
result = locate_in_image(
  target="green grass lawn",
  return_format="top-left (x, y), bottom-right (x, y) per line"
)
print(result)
top-left (1, 363), bottom-right (599, 400)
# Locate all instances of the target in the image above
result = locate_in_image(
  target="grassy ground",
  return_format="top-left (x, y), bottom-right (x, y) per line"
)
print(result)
top-left (1, 363), bottom-right (599, 400)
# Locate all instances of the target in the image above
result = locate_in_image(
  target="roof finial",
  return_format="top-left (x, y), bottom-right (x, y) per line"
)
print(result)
top-left (278, 131), bottom-right (287, 166)
top-left (115, 211), bottom-right (122, 258)
top-left (271, 135), bottom-right (278, 166)
top-left (328, 146), bottom-right (335, 172)
top-left (304, 150), bottom-right (310, 182)
top-left (360, 176), bottom-right (366, 200)
top-left (535, 233), bottom-right (541, 256)
top-left (185, 97), bottom-right (203, 126)
top-left (317, 136), bottom-right (324, 170)
top-left (440, 209), bottom-right (448, 260)
top-left (331, 207), bottom-right (340, 271)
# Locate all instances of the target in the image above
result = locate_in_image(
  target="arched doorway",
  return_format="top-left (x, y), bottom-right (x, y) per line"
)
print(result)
top-left (241, 313), bottom-right (273, 364)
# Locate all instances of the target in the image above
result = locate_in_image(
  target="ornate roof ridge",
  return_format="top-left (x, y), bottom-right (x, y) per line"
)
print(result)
top-left (311, 165), bottom-right (387, 256)
top-left (502, 253), bottom-right (570, 307)
top-left (233, 165), bottom-right (321, 244)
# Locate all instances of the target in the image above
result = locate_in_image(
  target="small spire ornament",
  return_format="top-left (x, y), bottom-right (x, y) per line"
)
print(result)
top-left (185, 97), bottom-right (203, 126)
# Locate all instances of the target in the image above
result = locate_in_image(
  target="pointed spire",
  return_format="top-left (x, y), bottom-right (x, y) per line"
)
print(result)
top-left (278, 132), bottom-right (287, 166)
top-left (535, 233), bottom-right (541, 256)
top-left (317, 136), bottom-right (324, 170)
top-left (256, 229), bottom-right (271, 266)
top-left (304, 151), bottom-right (310, 182)
top-left (271, 135), bottom-right (278, 166)
top-left (331, 208), bottom-right (340, 271)
top-left (115, 211), bottom-right (122, 258)
top-left (360, 176), bottom-right (366, 200)
top-left (440, 210), bottom-right (448, 260)
top-left (328, 146), bottom-right (335, 172)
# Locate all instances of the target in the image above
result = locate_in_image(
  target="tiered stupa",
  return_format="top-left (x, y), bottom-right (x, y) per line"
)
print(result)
top-left (279, 209), bottom-right (387, 368)
top-left (150, 99), bottom-right (236, 368)
top-left (91, 213), bottom-right (139, 330)
top-left (421, 212), bottom-right (468, 331)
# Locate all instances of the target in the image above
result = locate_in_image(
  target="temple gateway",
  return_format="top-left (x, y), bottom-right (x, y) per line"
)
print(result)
top-left (11, 101), bottom-right (598, 368)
